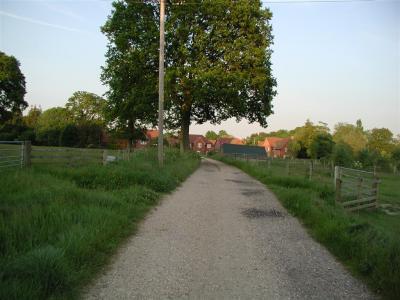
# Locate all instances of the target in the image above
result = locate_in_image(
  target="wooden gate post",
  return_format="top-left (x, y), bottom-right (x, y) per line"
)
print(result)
top-left (103, 150), bottom-right (108, 165)
top-left (357, 177), bottom-right (363, 200)
top-left (335, 177), bottom-right (342, 204)
top-left (372, 178), bottom-right (379, 208)
top-left (334, 166), bottom-right (340, 188)
top-left (23, 141), bottom-right (31, 167)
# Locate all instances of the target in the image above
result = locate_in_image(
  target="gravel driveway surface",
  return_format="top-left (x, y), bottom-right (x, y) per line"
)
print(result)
top-left (85, 158), bottom-right (374, 299)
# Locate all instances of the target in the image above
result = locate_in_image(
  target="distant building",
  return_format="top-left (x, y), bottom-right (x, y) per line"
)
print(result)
top-left (135, 129), bottom-right (179, 149)
top-left (263, 137), bottom-right (291, 158)
top-left (214, 137), bottom-right (244, 151)
top-left (221, 143), bottom-right (266, 157)
top-left (189, 134), bottom-right (214, 154)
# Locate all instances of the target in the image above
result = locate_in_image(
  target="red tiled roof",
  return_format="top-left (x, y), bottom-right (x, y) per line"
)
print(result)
top-left (189, 134), bottom-right (207, 144)
top-left (230, 138), bottom-right (244, 145)
top-left (264, 137), bottom-right (291, 150)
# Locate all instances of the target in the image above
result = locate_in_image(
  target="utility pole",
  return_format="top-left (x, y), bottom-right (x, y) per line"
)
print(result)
top-left (158, 0), bottom-right (165, 167)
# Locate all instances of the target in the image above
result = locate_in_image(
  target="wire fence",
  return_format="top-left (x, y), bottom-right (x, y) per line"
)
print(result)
top-left (0, 141), bottom-right (133, 170)
top-left (0, 141), bottom-right (25, 170)
top-left (223, 153), bottom-right (382, 212)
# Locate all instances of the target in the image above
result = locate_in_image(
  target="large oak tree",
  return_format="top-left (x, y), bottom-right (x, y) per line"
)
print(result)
top-left (102, 0), bottom-right (276, 150)
top-left (0, 52), bottom-right (27, 124)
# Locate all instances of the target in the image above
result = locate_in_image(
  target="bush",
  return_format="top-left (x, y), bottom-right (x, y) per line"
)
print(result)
top-left (60, 124), bottom-right (79, 147)
top-left (332, 142), bottom-right (353, 167)
top-left (36, 129), bottom-right (62, 146)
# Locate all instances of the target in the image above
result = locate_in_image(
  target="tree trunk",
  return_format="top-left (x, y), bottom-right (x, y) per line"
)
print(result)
top-left (180, 110), bottom-right (190, 154)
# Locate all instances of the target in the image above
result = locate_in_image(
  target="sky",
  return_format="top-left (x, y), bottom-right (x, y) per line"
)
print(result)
top-left (1, 0), bottom-right (399, 138)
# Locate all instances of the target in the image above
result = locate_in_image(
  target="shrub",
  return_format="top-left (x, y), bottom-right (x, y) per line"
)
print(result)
top-left (60, 124), bottom-right (80, 147)
top-left (332, 142), bottom-right (353, 167)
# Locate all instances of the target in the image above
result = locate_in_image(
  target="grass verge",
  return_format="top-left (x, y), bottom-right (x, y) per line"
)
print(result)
top-left (0, 149), bottom-right (200, 299)
top-left (213, 155), bottom-right (400, 300)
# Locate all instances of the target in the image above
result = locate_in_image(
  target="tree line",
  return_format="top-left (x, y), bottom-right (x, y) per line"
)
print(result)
top-left (245, 120), bottom-right (400, 172)
top-left (1, 0), bottom-right (277, 152)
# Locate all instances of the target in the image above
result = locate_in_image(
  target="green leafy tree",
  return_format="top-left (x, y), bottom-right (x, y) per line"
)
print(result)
top-left (245, 132), bottom-right (268, 145)
top-left (332, 143), bottom-right (354, 167)
top-left (367, 128), bottom-right (394, 158)
top-left (333, 120), bottom-right (367, 153)
top-left (357, 148), bottom-right (379, 169)
top-left (166, 0), bottom-right (276, 151)
top-left (292, 120), bottom-right (329, 158)
top-left (392, 147), bottom-right (400, 171)
top-left (103, 0), bottom-right (276, 152)
top-left (65, 91), bottom-right (106, 125)
top-left (77, 123), bottom-right (103, 148)
top-left (287, 139), bottom-right (301, 158)
top-left (0, 52), bottom-right (27, 124)
top-left (35, 107), bottom-right (71, 146)
top-left (205, 130), bottom-right (218, 140)
top-left (218, 130), bottom-right (232, 138)
top-left (23, 106), bottom-right (42, 128)
top-left (308, 133), bottom-right (334, 159)
top-left (102, 1), bottom-right (159, 146)
top-left (266, 129), bottom-right (292, 138)
top-left (60, 124), bottom-right (80, 147)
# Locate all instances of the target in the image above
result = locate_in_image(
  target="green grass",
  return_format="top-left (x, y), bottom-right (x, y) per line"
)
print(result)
top-left (0, 149), bottom-right (200, 299)
top-left (214, 155), bottom-right (400, 300)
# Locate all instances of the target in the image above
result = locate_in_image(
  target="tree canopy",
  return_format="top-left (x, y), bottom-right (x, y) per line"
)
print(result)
top-left (308, 133), bottom-right (334, 159)
top-left (101, 1), bottom-right (159, 143)
top-left (102, 0), bottom-right (276, 150)
top-left (0, 51), bottom-right (27, 124)
top-left (205, 130), bottom-right (218, 140)
top-left (333, 120), bottom-right (366, 153)
top-left (65, 91), bottom-right (106, 125)
top-left (367, 128), bottom-right (394, 157)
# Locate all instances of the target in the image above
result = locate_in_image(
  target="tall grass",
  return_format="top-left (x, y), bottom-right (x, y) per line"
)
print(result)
top-left (0, 149), bottom-right (200, 299)
top-left (214, 155), bottom-right (400, 300)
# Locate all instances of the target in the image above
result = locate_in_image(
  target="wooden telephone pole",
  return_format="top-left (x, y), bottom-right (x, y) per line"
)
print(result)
top-left (158, 0), bottom-right (166, 167)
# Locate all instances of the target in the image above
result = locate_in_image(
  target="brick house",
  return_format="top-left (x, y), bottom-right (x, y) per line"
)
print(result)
top-left (189, 134), bottom-right (214, 154)
top-left (135, 129), bottom-right (180, 148)
top-left (135, 129), bottom-right (159, 148)
top-left (262, 137), bottom-right (291, 158)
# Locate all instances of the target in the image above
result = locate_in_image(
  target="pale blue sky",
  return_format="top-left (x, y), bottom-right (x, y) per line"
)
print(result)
top-left (1, 0), bottom-right (399, 138)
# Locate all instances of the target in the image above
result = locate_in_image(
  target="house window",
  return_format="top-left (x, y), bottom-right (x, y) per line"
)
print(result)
top-left (207, 143), bottom-right (212, 149)
top-left (285, 147), bottom-right (288, 153)
top-left (197, 142), bottom-right (202, 148)
top-left (140, 140), bottom-right (147, 145)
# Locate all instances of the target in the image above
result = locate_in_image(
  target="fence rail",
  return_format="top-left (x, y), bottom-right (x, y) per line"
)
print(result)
top-left (226, 153), bottom-right (333, 182)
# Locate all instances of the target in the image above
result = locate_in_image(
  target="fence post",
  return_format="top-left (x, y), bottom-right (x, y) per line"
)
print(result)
top-left (335, 177), bottom-right (342, 204)
top-left (103, 150), bottom-right (108, 165)
top-left (286, 161), bottom-right (290, 176)
top-left (357, 177), bottom-right (363, 200)
top-left (334, 166), bottom-right (340, 188)
top-left (372, 177), bottom-right (379, 208)
top-left (23, 141), bottom-right (31, 167)
top-left (309, 160), bottom-right (313, 180)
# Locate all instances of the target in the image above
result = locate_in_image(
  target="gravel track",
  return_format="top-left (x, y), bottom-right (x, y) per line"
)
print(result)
top-left (85, 158), bottom-right (374, 299)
